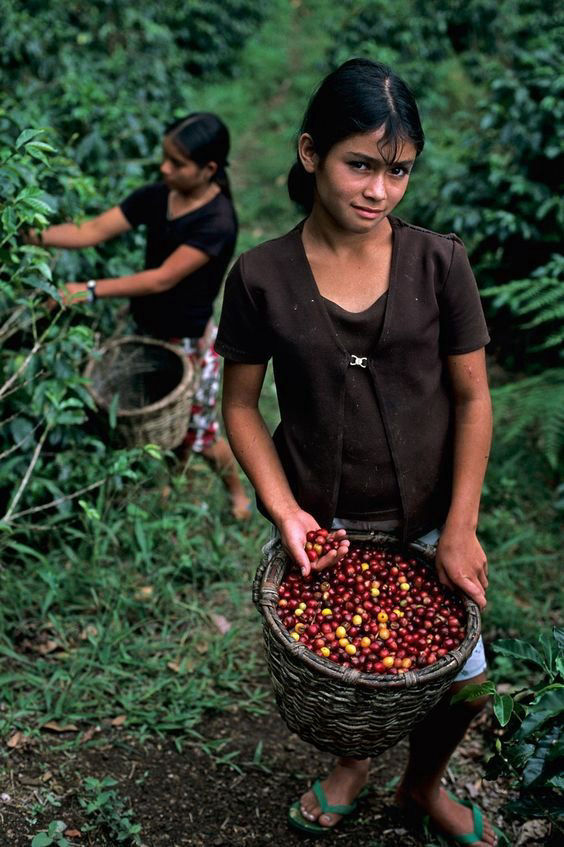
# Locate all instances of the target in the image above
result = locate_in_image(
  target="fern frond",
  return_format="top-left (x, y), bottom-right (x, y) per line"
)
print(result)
top-left (491, 368), bottom-right (564, 471)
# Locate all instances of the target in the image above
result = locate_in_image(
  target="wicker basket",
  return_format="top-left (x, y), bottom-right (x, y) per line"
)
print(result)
top-left (252, 531), bottom-right (481, 759)
top-left (84, 335), bottom-right (197, 450)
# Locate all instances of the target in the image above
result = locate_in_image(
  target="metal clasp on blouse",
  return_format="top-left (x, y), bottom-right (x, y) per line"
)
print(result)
top-left (349, 354), bottom-right (368, 368)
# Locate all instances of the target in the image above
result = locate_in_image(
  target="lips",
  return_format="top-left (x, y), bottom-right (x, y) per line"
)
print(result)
top-left (352, 203), bottom-right (384, 218)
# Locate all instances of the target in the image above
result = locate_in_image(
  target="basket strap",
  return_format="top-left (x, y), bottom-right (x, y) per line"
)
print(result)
top-left (252, 538), bottom-right (279, 608)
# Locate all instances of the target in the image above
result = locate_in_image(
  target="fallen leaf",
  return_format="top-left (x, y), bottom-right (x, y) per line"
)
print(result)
top-left (42, 721), bottom-right (78, 733)
top-left (64, 829), bottom-right (81, 839)
top-left (516, 819), bottom-right (550, 846)
top-left (111, 715), bottom-right (126, 727)
top-left (80, 625), bottom-right (98, 640)
top-left (167, 661), bottom-right (181, 673)
top-left (80, 725), bottom-right (101, 744)
top-left (35, 639), bottom-right (61, 655)
top-left (41, 771), bottom-right (53, 783)
top-left (6, 731), bottom-right (31, 749)
top-left (195, 642), bottom-right (209, 655)
top-left (135, 585), bottom-right (154, 600)
top-left (210, 613), bottom-right (232, 635)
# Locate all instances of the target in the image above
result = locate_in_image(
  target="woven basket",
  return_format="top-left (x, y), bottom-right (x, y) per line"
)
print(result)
top-left (84, 335), bottom-right (197, 450)
top-left (252, 531), bottom-right (481, 759)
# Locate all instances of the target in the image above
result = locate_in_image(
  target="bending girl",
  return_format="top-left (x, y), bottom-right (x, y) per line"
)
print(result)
top-left (28, 112), bottom-right (250, 520)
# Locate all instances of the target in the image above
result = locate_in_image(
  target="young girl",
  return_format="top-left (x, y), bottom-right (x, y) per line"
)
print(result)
top-left (216, 61), bottom-right (503, 845)
top-left (28, 112), bottom-right (250, 520)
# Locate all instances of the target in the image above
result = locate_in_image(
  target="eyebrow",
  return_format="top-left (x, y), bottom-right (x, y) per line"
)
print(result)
top-left (345, 150), bottom-right (416, 167)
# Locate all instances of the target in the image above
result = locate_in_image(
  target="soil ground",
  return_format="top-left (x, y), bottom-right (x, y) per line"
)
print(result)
top-left (0, 698), bottom-right (554, 847)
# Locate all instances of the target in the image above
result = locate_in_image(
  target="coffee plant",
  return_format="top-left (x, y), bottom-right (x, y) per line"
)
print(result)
top-left (454, 628), bottom-right (564, 825)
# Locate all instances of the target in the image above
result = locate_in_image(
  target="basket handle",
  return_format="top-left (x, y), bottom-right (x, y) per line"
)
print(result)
top-left (252, 538), bottom-right (279, 609)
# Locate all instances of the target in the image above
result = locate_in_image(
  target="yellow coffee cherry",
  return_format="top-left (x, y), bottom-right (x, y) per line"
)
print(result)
top-left (294, 608), bottom-right (304, 617)
top-left (321, 608), bottom-right (332, 617)
top-left (345, 644), bottom-right (357, 655)
top-left (320, 647), bottom-right (331, 657)
top-left (352, 614), bottom-right (363, 626)
top-left (377, 611), bottom-right (388, 623)
top-left (335, 626), bottom-right (347, 639)
top-left (361, 637), bottom-right (371, 648)
top-left (339, 638), bottom-right (349, 648)
top-left (361, 562), bottom-right (370, 571)
top-left (290, 632), bottom-right (300, 641)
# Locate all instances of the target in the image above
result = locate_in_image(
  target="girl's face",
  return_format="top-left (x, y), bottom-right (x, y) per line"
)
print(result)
top-left (299, 127), bottom-right (417, 233)
top-left (160, 135), bottom-right (216, 194)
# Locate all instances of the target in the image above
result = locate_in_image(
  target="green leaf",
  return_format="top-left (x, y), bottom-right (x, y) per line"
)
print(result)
top-left (451, 681), bottom-right (496, 704)
top-left (523, 725), bottom-right (560, 787)
top-left (108, 393), bottom-right (120, 430)
top-left (531, 686), bottom-right (564, 715)
top-left (539, 631), bottom-right (557, 674)
top-left (516, 709), bottom-right (555, 742)
top-left (25, 277), bottom-right (60, 301)
top-left (493, 693), bottom-right (514, 727)
top-left (15, 128), bottom-right (44, 149)
top-left (31, 834), bottom-right (53, 847)
top-left (553, 627), bottom-right (564, 651)
top-left (143, 443), bottom-right (162, 460)
top-left (493, 638), bottom-right (546, 671)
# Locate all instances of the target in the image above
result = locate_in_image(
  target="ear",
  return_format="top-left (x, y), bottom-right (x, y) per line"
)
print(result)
top-left (204, 161), bottom-right (218, 179)
top-left (298, 133), bottom-right (319, 174)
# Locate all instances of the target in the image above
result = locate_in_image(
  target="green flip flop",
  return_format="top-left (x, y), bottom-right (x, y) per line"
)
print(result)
top-left (288, 778), bottom-right (360, 835)
top-left (422, 792), bottom-right (510, 846)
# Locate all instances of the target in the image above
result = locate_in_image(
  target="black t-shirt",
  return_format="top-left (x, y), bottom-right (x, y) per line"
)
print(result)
top-left (120, 182), bottom-right (238, 338)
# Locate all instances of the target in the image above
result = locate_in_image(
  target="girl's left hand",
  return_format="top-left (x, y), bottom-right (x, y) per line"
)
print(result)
top-left (435, 527), bottom-right (488, 610)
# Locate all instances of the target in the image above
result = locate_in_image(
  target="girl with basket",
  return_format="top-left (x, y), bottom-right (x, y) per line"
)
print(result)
top-left (216, 60), bottom-right (505, 845)
top-left (27, 112), bottom-right (250, 520)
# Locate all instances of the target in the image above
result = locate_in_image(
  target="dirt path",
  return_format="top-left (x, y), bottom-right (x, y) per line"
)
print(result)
top-left (1, 697), bottom-right (533, 847)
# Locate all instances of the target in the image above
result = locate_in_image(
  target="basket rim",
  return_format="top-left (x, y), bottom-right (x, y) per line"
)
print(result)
top-left (255, 532), bottom-right (481, 691)
top-left (84, 335), bottom-right (194, 418)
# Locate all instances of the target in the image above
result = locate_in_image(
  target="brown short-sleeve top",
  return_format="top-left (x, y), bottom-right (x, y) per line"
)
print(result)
top-left (216, 216), bottom-right (490, 540)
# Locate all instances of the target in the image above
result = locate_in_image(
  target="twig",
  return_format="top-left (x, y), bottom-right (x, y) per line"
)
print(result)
top-left (0, 422), bottom-right (41, 460)
top-left (3, 476), bottom-right (106, 522)
top-left (3, 424), bottom-right (51, 521)
top-left (0, 339), bottom-right (42, 400)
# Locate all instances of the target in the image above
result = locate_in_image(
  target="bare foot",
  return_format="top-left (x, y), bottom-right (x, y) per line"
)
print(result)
top-left (299, 758), bottom-right (369, 829)
top-left (231, 491), bottom-right (251, 521)
top-left (396, 785), bottom-right (497, 846)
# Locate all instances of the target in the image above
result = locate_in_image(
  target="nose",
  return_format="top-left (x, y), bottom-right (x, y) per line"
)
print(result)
top-left (363, 172), bottom-right (386, 202)
top-left (161, 158), bottom-right (172, 176)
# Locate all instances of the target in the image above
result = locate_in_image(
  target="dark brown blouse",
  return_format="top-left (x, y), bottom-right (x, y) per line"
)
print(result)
top-left (216, 216), bottom-right (490, 541)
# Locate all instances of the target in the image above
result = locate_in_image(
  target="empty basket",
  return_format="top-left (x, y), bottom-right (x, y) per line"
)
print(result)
top-left (84, 335), bottom-right (197, 449)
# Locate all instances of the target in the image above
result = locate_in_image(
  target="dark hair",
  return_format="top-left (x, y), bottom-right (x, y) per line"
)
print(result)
top-left (288, 59), bottom-right (424, 212)
top-left (166, 112), bottom-right (232, 199)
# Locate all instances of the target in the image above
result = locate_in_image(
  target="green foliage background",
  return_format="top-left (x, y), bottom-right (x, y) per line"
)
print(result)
top-left (0, 0), bottom-right (562, 826)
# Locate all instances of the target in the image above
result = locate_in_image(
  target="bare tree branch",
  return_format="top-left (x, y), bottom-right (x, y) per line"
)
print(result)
top-left (3, 477), bottom-right (106, 522)
top-left (3, 424), bottom-right (51, 521)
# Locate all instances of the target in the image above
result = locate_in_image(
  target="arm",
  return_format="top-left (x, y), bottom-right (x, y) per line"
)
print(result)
top-left (222, 361), bottom-right (348, 575)
top-left (435, 348), bottom-right (493, 609)
top-left (27, 207), bottom-right (131, 248)
top-left (61, 243), bottom-right (210, 302)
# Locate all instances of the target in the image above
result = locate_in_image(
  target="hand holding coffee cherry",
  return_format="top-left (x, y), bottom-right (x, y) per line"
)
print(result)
top-left (278, 512), bottom-right (350, 577)
top-left (304, 528), bottom-right (350, 571)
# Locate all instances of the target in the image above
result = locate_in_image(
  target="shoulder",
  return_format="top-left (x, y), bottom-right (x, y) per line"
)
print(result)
top-left (237, 226), bottom-right (302, 279)
top-left (391, 215), bottom-right (464, 251)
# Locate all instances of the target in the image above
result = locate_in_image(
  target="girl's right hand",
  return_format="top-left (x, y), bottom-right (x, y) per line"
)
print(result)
top-left (277, 509), bottom-right (349, 577)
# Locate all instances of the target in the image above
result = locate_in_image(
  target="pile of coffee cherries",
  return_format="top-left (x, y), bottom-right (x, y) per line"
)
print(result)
top-left (276, 531), bottom-right (467, 675)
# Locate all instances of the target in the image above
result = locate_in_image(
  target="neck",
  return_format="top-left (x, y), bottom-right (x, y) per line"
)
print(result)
top-left (303, 205), bottom-right (391, 255)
